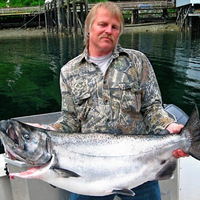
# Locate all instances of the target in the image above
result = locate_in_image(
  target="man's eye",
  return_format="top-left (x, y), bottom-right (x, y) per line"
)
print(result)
top-left (99, 23), bottom-right (106, 27)
top-left (113, 26), bottom-right (119, 30)
top-left (112, 26), bottom-right (119, 31)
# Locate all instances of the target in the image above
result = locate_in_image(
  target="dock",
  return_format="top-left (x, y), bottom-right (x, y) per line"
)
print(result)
top-left (176, 0), bottom-right (200, 32)
top-left (43, 0), bottom-right (177, 35)
top-left (0, 6), bottom-right (44, 29)
top-left (0, 1), bottom-right (176, 34)
top-left (1, 1), bottom-right (199, 34)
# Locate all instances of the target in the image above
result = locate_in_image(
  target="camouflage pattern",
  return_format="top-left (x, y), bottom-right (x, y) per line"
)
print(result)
top-left (54, 45), bottom-right (175, 134)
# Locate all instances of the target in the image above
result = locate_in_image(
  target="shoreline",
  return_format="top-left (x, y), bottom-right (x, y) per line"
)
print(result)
top-left (0, 27), bottom-right (48, 38)
top-left (125, 22), bottom-right (180, 32)
top-left (0, 23), bottom-right (180, 38)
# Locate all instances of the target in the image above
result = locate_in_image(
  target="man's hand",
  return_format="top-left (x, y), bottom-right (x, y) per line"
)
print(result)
top-left (166, 122), bottom-right (184, 133)
top-left (166, 122), bottom-right (190, 159)
top-left (172, 149), bottom-right (189, 159)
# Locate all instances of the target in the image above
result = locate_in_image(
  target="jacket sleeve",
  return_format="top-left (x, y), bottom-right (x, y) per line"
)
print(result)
top-left (53, 69), bottom-right (81, 133)
top-left (138, 53), bottom-right (175, 134)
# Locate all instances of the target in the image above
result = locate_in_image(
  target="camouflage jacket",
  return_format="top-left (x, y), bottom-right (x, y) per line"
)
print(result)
top-left (54, 45), bottom-right (175, 134)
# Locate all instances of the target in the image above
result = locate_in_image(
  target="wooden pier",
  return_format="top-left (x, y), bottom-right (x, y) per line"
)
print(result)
top-left (44, 0), bottom-right (176, 35)
top-left (44, 0), bottom-right (87, 35)
top-left (0, 6), bottom-right (44, 29)
top-left (176, 1), bottom-right (200, 32)
top-left (0, 1), bottom-right (177, 34)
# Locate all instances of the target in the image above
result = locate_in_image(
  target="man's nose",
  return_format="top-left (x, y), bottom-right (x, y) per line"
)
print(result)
top-left (105, 25), bottom-right (112, 34)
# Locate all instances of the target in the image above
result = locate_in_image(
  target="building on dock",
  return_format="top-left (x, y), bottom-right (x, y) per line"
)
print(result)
top-left (176, 0), bottom-right (200, 32)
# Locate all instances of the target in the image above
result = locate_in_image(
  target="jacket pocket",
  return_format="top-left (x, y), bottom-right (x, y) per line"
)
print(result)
top-left (118, 82), bottom-right (142, 113)
top-left (72, 82), bottom-right (91, 121)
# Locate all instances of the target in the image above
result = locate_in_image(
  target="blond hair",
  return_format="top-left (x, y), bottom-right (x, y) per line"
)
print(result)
top-left (84, 2), bottom-right (124, 46)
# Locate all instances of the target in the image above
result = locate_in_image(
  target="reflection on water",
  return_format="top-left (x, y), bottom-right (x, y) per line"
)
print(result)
top-left (0, 31), bottom-right (199, 118)
top-left (173, 35), bottom-right (200, 109)
top-left (120, 31), bottom-right (200, 114)
top-left (0, 35), bottom-right (84, 120)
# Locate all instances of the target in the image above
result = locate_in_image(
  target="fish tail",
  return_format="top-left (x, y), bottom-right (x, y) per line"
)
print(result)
top-left (185, 105), bottom-right (200, 160)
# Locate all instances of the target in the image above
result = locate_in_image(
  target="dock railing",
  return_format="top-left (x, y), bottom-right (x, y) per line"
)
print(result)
top-left (0, 6), bottom-right (44, 15)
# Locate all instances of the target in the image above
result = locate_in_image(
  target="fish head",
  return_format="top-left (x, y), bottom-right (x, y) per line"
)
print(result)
top-left (0, 119), bottom-right (52, 166)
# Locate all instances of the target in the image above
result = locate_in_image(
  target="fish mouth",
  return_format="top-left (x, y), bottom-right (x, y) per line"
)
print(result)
top-left (5, 125), bottom-right (20, 160)
top-left (4, 144), bottom-right (28, 164)
top-left (9, 154), bottom-right (55, 179)
top-left (0, 120), bottom-right (21, 147)
top-left (6, 150), bottom-right (17, 161)
top-left (8, 125), bottom-right (19, 145)
top-left (2, 122), bottom-right (27, 163)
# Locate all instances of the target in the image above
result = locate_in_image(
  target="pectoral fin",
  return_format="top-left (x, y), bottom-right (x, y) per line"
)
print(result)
top-left (51, 167), bottom-right (81, 178)
top-left (112, 188), bottom-right (135, 196)
top-left (156, 159), bottom-right (177, 180)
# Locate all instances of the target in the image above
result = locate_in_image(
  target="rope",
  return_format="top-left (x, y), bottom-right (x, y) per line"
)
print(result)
top-left (18, 12), bottom-right (41, 30)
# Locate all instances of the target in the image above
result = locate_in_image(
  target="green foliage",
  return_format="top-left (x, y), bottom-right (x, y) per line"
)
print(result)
top-left (88, 0), bottom-right (107, 3)
top-left (0, 2), bottom-right (6, 7)
top-left (0, 0), bottom-right (44, 7)
top-left (0, 0), bottom-right (107, 8)
top-left (0, 0), bottom-right (6, 7)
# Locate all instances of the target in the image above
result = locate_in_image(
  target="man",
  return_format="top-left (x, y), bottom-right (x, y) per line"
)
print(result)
top-left (52, 2), bottom-right (188, 200)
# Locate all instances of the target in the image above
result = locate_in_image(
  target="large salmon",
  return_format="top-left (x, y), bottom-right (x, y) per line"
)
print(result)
top-left (0, 106), bottom-right (200, 197)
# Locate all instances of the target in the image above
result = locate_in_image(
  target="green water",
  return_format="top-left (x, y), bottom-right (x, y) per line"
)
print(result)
top-left (0, 30), bottom-right (200, 152)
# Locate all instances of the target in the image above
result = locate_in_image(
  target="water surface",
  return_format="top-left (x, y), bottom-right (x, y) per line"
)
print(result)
top-left (0, 30), bottom-right (200, 152)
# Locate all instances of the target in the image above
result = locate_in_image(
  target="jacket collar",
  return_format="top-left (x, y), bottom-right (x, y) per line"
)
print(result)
top-left (78, 44), bottom-right (130, 64)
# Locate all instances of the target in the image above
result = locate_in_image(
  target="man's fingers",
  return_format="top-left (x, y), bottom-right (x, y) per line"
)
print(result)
top-left (173, 149), bottom-right (189, 159)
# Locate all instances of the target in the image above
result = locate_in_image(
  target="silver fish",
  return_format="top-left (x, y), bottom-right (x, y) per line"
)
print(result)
top-left (0, 106), bottom-right (200, 197)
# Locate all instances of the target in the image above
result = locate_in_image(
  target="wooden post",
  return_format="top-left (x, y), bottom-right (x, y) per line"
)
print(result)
top-left (80, 3), bottom-right (83, 24)
top-left (53, 1), bottom-right (56, 33)
top-left (38, 3), bottom-right (41, 28)
top-left (44, 4), bottom-right (48, 32)
top-left (66, 0), bottom-right (72, 35)
top-left (57, 0), bottom-right (62, 34)
top-left (162, 8), bottom-right (168, 22)
top-left (49, 2), bottom-right (53, 32)
top-left (23, 15), bottom-right (27, 28)
top-left (73, 0), bottom-right (77, 34)
top-left (47, 3), bottom-right (51, 32)
top-left (61, 1), bottom-right (67, 34)
top-left (131, 10), bottom-right (138, 24)
top-left (85, 0), bottom-right (88, 16)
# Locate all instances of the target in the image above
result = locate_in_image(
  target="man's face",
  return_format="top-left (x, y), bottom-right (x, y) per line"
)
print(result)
top-left (88, 8), bottom-right (121, 57)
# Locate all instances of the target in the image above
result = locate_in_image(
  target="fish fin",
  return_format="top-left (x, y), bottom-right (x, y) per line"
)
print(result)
top-left (49, 184), bottom-right (57, 188)
top-left (185, 105), bottom-right (200, 160)
top-left (155, 159), bottom-right (177, 180)
top-left (51, 167), bottom-right (81, 178)
top-left (112, 188), bottom-right (135, 196)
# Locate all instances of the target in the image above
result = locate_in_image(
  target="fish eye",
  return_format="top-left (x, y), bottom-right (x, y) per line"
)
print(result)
top-left (24, 134), bottom-right (30, 140)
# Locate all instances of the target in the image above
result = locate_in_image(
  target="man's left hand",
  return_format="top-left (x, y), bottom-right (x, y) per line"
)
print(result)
top-left (166, 122), bottom-right (190, 159)
top-left (172, 149), bottom-right (189, 159)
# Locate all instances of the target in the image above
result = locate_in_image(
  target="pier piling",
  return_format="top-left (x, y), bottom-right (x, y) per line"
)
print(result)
top-left (44, 0), bottom-right (87, 35)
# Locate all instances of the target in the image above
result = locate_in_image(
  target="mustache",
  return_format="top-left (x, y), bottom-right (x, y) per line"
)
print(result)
top-left (99, 34), bottom-right (114, 42)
